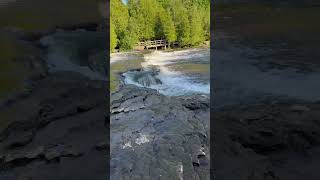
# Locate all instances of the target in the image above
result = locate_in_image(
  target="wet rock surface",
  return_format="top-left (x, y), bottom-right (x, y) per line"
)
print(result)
top-left (213, 100), bottom-right (320, 180)
top-left (0, 71), bottom-right (107, 180)
top-left (110, 85), bottom-right (210, 180)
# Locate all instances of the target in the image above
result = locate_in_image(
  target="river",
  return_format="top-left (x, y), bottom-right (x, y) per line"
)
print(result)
top-left (111, 48), bottom-right (210, 96)
top-left (39, 31), bottom-right (210, 97)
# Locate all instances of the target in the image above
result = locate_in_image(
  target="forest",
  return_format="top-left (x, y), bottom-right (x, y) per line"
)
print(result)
top-left (110, 0), bottom-right (210, 51)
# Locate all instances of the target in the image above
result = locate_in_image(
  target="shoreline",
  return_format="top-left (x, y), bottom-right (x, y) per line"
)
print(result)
top-left (110, 47), bottom-right (210, 67)
top-left (110, 44), bottom-right (210, 61)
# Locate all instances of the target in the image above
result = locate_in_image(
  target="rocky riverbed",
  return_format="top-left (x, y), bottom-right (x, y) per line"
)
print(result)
top-left (110, 85), bottom-right (210, 179)
top-left (109, 48), bottom-right (211, 179)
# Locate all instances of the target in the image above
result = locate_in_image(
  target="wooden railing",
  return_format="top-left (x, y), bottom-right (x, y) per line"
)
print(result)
top-left (136, 40), bottom-right (168, 49)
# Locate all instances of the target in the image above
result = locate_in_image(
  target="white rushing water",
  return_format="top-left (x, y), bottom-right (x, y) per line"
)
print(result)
top-left (122, 49), bottom-right (210, 96)
top-left (110, 51), bottom-right (142, 64)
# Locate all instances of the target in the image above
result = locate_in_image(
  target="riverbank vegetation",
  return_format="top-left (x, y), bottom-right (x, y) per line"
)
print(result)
top-left (110, 0), bottom-right (210, 52)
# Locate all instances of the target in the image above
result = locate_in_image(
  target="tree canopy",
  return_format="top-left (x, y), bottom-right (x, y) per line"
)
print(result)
top-left (110, 0), bottom-right (210, 51)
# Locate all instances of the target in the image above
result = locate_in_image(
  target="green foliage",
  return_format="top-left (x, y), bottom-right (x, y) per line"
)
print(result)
top-left (111, 0), bottom-right (129, 36)
top-left (119, 30), bottom-right (138, 51)
top-left (110, 0), bottom-right (129, 50)
top-left (110, 21), bottom-right (118, 52)
top-left (110, 0), bottom-right (210, 51)
top-left (156, 7), bottom-right (176, 43)
top-left (189, 5), bottom-right (205, 45)
top-left (171, 0), bottom-right (191, 46)
top-left (119, 18), bottom-right (139, 50)
top-left (128, 0), bottom-right (158, 40)
top-left (140, 0), bottom-right (158, 40)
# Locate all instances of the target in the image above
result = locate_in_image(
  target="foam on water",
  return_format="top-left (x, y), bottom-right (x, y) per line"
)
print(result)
top-left (124, 48), bottom-right (210, 96)
top-left (110, 51), bottom-right (142, 64)
top-left (143, 48), bottom-right (209, 66)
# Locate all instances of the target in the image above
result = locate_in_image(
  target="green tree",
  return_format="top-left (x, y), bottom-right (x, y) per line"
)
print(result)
top-left (111, 0), bottom-right (209, 51)
top-left (138, 0), bottom-right (158, 40)
top-left (119, 17), bottom-right (139, 50)
top-left (128, 0), bottom-right (144, 40)
top-left (110, 20), bottom-right (118, 52)
top-left (170, 0), bottom-right (191, 46)
top-left (110, 0), bottom-right (129, 40)
top-left (202, 5), bottom-right (210, 40)
top-left (156, 7), bottom-right (176, 43)
top-left (189, 5), bottom-right (204, 45)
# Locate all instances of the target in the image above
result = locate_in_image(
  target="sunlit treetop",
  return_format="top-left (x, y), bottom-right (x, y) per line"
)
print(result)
top-left (110, 0), bottom-right (210, 51)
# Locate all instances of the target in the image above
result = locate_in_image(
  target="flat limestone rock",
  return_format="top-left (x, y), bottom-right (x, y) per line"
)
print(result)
top-left (110, 85), bottom-right (210, 180)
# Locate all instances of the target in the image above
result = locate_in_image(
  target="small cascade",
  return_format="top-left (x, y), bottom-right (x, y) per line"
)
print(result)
top-left (122, 48), bottom-right (210, 96)
top-left (124, 70), bottom-right (162, 87)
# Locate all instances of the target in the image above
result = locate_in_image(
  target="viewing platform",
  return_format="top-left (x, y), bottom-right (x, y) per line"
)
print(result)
top-left (135, 40), bottom-right (169, 50)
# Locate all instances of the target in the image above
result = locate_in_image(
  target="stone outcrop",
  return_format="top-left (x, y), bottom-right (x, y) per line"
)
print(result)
top-left (110, 85), bottom-right (210, 180)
